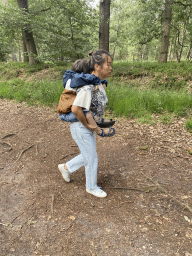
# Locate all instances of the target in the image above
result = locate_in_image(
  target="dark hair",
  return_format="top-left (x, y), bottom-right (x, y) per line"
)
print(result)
top-left (88, 50), bottom-right (111, 72)
top-left (71, 59), bottom-right (90, 73)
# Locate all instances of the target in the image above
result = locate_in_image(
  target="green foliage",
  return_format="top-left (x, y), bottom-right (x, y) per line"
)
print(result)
top-left (0, 79), bottom-right (63, 106)
top-left (0, 61), bottom-right (70, 80)
top-left (1, 0), bottom-right (192, 63)
top-left (185, 118), bottom-right (192, 130)
top-left (106, 61), bottom-right (192, 119)
top-left (110, 0), bottom-right (162, 61)
top-left (0, 0), bottom-right (98, 63)
top-left (107, 83), bottom-right (192, 119)
top-left (30, 0), bottom-right (98, 61)
top-left (109, 0), bottom-right (192, 62)
top-left (1, 61), bottom-right (192, 125)
top-left (111, 61), bottom-right (192, 87)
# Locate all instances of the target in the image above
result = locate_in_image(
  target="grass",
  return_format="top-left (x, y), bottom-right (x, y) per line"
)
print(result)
top-left (0, 79), bottom-right (63, 106)
top-left (0, 61), bottom-right (192, 127)
top-left (106, 83), bottom-right (192, 119)
top-left (185, 118), bottom-right (192, 132)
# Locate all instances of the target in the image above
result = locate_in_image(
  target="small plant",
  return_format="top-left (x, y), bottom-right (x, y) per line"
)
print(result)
top-left (159, 113), bottom-right (173, 124)
top-left (185, 118), bottom-right (192, 132)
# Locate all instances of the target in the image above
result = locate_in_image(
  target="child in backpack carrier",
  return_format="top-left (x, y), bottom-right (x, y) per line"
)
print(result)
top-left (57, 59), bottom-right (115, 137)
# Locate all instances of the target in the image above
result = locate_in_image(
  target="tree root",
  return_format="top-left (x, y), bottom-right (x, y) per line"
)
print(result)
top-left (142, 171), bottom-right (192, 213)
top-left (2, 133), bottom-right (16, 139)
top-left (104, 187), bottom-right (144, 192)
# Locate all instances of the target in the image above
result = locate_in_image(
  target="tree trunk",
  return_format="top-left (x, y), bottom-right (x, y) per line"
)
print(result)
top-left (177, 29), bottom-right (186, 63)
top-left (158, 0), bottom-right (173, 63)
top-left (141, 45), bottom-right (147, 61)
top-left (167, 41), bottom-right (172, 61)
top-left (186, 45), bottom-right (191, 60)
top-left (12, 52), bottom-right (17, 62)
top-left (177, 6), bottom-right (191, 63)
top-left (18, 41), bottom-right (22, 62)
top-left (22, 32), bottom-right (29, 62)
top-left (172, 34), bottom-right (178, 61)
top-left (99, 0), bottom-right (110, 51)
top-left (69, 17), bottom-right (80, 59)
top-left (154, 45), bottom-right (158, 61)
top-left (112, 10), bottom-right (120, 59)
top-left (132, 50), bottom-right (135, 62)
top-left (17, 0), bottom-right (38, 65)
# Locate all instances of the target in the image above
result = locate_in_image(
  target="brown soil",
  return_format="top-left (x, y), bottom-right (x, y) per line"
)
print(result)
top-left (0, 99), bottom-right (192, 256)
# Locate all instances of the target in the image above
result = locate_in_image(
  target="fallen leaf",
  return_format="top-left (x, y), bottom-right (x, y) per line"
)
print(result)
top-left (140, 146), bottom-right (148, 150)
top-left (186, 233), bottom-right (192, 238)
top-left (181, 196), bottom-right (190, 199)
top-left (184, 216), bottom-right (191, 223)
top-left (68, 215), bottom-right (76, 221)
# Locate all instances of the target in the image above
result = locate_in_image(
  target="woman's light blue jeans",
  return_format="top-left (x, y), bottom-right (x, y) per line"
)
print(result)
top-left (66, 122), bottom-right (98, 190)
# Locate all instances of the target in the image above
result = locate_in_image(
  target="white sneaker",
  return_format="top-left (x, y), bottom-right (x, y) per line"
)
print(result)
top-left (86, 187), bottom-right (107, 198)
top-left (58, 164), bottom-right (70, 182)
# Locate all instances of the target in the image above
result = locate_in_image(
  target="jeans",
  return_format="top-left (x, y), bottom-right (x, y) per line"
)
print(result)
top-left (59, 111), bottom-right (88, 122)
top-left (66, 122), bottom-right (98, 190)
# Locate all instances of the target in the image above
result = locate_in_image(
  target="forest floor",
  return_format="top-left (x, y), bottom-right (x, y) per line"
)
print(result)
top-left (0, 98), bottom-right (192, 256)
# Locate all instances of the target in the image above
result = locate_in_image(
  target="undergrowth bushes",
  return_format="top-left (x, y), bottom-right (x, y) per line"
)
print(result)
top-left (0, 61), bottom-right (192, 125)
top-left (0, 79), bottom-right (63, 106)
top-left (106, 84), bottom-right (192, 119)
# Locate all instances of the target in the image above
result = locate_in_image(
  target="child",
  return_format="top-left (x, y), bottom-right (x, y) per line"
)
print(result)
top-left (57, 59), bottom-right (115, 137)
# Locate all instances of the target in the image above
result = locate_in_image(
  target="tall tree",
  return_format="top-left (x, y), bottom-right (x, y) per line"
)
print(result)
top-left (158, 0), bottom-right (173, 62)
top-left (99, 0), bottom-right (110, 51)
top-left (17, 0), bottom-right (38, 64)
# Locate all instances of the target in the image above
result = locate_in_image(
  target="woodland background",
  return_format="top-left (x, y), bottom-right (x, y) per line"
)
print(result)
top-left (1, 0), bottom-right (192, 64)
top-left (1, 0), bottom-right (192, 128)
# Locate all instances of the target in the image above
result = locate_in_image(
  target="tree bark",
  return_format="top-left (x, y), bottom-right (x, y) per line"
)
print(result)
top-left (186, 45), bottom-right (191, 60)
top-left (99, 0), bottom-right (110, 51)
top-left (158, 0), bottom-right (173, 62)
top-left (177, 28), bottom-right (186, 63)
top-left (22, 32), bottom-right (29, 62)
top-left (17, 0), bottom-right (38, 65)
top-left (112, 10), bottom-right (120, 59)
top-left (11, 52), bottom-right (17, 62)
top-left (18, 41), bottom-right (22, 62)
top-left (167, 41), bottom-right (172, 61)
top-left (176, 6), bottom-right (191, 62)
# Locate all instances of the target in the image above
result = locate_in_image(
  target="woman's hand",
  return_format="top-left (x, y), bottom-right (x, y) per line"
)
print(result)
top-left (71, 105), bottom-right (97, 131)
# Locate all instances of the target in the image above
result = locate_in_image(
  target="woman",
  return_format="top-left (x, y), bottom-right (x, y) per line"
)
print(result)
top-left (58, 50), bottom-right (113, 198)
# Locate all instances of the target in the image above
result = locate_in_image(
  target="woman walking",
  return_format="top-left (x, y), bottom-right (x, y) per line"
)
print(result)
top-left (58, 50), bottom-right (114, 198)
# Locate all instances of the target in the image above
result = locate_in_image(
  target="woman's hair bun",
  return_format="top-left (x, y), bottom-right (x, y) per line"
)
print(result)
top-left (88, 51), bottom-right (94, 56)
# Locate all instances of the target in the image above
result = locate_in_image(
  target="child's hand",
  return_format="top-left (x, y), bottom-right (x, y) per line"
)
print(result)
top-left (93, 85), bottom-right (99, 93)
top-left (102, 83), bottom-right (107, 90)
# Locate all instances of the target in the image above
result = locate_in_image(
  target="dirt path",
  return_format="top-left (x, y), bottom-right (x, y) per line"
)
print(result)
top-left (0, 99), bottom-right (192, 256)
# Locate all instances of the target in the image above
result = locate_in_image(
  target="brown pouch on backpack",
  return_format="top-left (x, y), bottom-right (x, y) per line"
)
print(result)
top-left (57, 89), bottom-right (76, 114)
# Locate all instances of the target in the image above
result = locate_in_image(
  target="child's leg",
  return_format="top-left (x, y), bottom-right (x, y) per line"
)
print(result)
top-left (59, 112), bottom-right (78, 122)
top-left (85, 112), bottom-right (114, 136)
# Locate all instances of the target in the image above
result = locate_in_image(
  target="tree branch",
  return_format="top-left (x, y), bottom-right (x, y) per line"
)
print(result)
top-left (174, 1), bottom-right (192, 7)
top-left (171, 24), bottom-right (188, 47)
top-left (32, 6), bottom-right (52, 16)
